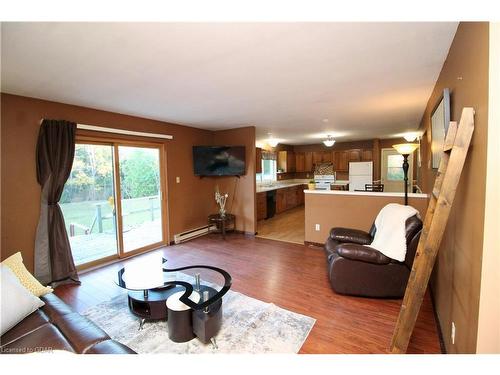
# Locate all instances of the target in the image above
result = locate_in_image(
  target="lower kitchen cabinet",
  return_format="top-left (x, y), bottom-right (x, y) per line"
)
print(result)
top-left (257, 192), bottom-right (267, 220)
top-left (275, 185), bottom-right (305, 214)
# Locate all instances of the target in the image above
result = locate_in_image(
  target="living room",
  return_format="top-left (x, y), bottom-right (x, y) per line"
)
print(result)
top-left (1, 1), bottom-right (499, 373)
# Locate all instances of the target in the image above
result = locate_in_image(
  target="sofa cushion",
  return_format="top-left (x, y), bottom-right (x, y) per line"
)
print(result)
top-left (85, 340), bottom-right (137, 354)
top-left (51, 312), bottom-right (110, 353)
top-left (335, 243), bottom-right (392, 265)
top-left (329, 227), bottom-right (372, 245)
top-left (1, 324), bottom-right (75, 354)
top-left (0, 265), bottom-right (45, 336)
top-left (1, 252), bottom-right (53, 297)
top-left (0, 310), bottom-right (50, 347)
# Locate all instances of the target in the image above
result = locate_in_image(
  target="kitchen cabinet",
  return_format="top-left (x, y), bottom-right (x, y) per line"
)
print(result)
top-left (287, 152), bottom-right (296, 173)
top-left (286, 187), bottom-right (298, 209)
top-left (361, 149), bottom-right (373, 162)
top-left (312, 151), bottom-right (323, 165)
top-left (304, 152), bottom-right (313, 172)
top-left (276, 188), bottom-right (287, 214)
top-left (277, 151), bottom-right (295, 173)
top-left (297, 184), bottom-right (306, 205)
top-left (255, 148), bottom-right (262, 174)
top-left (295, 152), bottom-right (305, 172)
top-left (274, 185), bottom-right (305, 214)
top-left (335, 151), bottom-right (349, 172)
top-left (313, 151), bottom-right (333, 166)
top-left (348, 149), bottom-right (361, 162)
top-left (257, 192), bottom-right (267, 220)
top-left (322, 151), bottom-right (333, 163)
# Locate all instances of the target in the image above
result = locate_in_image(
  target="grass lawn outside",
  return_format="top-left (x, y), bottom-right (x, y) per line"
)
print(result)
top-left (60, 196), bottom-right (161, 236)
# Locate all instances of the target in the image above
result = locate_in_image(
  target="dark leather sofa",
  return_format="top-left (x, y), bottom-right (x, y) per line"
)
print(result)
top-left (325, 215), bottom-right (422, 298)
top-left (0, 293), bottom-right (135, 354)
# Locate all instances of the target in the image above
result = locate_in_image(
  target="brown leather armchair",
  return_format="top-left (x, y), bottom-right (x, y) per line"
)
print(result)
top-left (325, 215), bottom-right (422, 298)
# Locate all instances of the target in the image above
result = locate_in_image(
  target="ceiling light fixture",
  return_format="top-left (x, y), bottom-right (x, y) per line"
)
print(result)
top-left (323, 135), bottom-right (336, 147)
top-left (403, 132), bottom-right (419, 142)
top-left (267, 134), bottom-right (279, 147)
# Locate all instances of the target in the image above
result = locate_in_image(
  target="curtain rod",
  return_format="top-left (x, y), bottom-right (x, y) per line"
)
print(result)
top-left (76, 123), bottom-right (173, 140)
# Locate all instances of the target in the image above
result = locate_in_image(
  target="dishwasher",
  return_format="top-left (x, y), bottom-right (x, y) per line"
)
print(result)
top-left (266, 190), bottom-right (276, 219)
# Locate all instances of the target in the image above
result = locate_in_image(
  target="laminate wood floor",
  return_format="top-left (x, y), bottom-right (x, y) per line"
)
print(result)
top-left (55, 233), bottom-right (442, 353)
top-left (256, 206), bottom-right (305, 244)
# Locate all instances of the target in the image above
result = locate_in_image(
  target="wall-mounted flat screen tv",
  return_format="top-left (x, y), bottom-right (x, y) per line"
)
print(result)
top-left (193, 146), bottom-right (246, 176)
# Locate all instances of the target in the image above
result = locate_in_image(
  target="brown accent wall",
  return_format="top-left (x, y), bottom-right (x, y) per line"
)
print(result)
top-left (304, 193), bottom-right (428, 244)
top-left (418, 22), bottom-right (489, 353)
top-left (0, 94), bottom-right (256, 271)
top-left (212, 127), bottom-right (256, 234)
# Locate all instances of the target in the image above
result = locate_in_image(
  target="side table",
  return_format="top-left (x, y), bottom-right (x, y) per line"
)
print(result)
top-left (208, 213), bottom-right (236, 240)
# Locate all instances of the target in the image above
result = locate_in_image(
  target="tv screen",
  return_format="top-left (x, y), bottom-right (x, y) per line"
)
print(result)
top-left (193, 146), bottom-right (246, 176)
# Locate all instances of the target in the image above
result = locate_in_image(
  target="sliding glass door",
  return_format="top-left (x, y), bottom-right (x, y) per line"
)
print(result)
top-left (118, 146), bottom-right (163, 253)
top-left (61, 144), bottom-right (119, 266)
top-left (61, 139), bottom-right (167, 267)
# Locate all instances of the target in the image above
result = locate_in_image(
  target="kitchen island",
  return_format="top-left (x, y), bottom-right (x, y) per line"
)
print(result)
top-left (304, 189), bottom-right (429, 244)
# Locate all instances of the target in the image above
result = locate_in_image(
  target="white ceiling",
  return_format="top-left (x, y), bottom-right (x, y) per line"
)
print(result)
top-left (1, 22), bottom-right (458, 144)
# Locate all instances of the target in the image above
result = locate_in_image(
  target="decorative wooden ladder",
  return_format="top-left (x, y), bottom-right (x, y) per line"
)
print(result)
top-left (390, 107), bottom-right (475, 353)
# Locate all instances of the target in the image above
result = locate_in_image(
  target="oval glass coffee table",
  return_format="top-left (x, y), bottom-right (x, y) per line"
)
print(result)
top-left (116, 258), bottom-right (231, 347)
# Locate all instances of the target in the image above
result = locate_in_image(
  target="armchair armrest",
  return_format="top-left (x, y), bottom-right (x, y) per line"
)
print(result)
top-left (335, 243), bottom-right (391, 265)
top-left (329, 227), bottom-right (372, 245)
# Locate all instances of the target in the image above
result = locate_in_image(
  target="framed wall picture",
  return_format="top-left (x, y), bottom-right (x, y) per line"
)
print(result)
top-left (430, 88), bottom-right (451, 169)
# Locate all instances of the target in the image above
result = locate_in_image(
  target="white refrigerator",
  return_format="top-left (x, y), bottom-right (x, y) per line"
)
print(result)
top-left (349, 161), bottom-right (373, 192)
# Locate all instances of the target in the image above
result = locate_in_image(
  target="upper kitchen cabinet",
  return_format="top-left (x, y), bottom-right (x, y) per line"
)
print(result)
top-left (361, 149), bottom-right (373, 161)
top-left (334, 151), bottom-right (349, 172)
top-left (256, 147), bottom-right (262, 174)
top-left (313, 151), bottom-right (333, 165)
top-left (295, 152), bottom-right (305, 172)
top-left (277, 150), bottom-right (296, 173)
top-left (304, 152), bottom-right (313, 172)
top-left (348, 149), bottom-right (361, 162)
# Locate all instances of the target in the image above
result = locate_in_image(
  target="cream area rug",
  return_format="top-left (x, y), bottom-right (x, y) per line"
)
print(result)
top-left (83, 284), bottom-right (315, 354)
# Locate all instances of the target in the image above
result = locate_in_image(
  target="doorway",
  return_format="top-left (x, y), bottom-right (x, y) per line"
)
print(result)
top-left (380, 148), bottom-right (414, 192)
top-left (60, 139), bottom-right (167, 268)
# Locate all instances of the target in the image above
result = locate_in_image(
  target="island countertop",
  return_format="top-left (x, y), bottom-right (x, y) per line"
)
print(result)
top-left (304, 190), bottom-right (429, 199)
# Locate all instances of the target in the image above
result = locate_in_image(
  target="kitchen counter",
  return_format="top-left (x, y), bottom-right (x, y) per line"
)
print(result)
top-left (257, 179), bottom-right (350, 193)
top-left (305, 190), bottom-right (429, 198)
top-left (256, 180), bottom-right (308, 193)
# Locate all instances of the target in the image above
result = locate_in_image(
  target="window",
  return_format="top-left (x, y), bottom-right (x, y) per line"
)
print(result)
top-left (261, 159), bottom-right (277, 182)
top-left (387, 154), bottom-right (405, 180)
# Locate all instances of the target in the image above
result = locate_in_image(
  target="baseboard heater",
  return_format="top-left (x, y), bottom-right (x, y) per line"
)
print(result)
top-left (173, 224), bottom-right (217, 244)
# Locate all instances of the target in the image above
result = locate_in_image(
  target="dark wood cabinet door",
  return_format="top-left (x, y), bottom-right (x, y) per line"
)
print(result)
top-left (313, 151), bottom-right (323, 166)
top-left (287, 152), bottom-right (296, 172)
top-left (256, 192), bottom-right (267, 220)
top-left (255, 148), bottom-right (262, 174)
top-left (297, 185), bottom-right (305, 205)
top-left (276, 189), bottom-right (286, 213)
top-left (322, 151), bottom-right (333, 163)
top-left (335, 151), bottom-right (349, 171)
top-left (295, 152), bottom-right (305, 172)
top-left (304, 152), bottom-right (313, 172)
top-left (286, 187), bottom-right (297, 209)
top-left (348, 149), bottom-right (361, 162)
top-left (361, 149), bottom-right (373, 161)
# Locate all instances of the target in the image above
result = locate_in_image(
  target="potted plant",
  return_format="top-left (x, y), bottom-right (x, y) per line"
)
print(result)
top-left (308, 179), bottom-right (316, 190)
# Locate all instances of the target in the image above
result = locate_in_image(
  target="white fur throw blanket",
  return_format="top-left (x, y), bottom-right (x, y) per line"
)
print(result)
top-left (368, 203), bottom-right (419, 262)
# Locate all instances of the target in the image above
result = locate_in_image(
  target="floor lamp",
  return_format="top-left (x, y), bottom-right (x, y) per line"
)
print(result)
top-left (392, 143), bottom-right (419, 205)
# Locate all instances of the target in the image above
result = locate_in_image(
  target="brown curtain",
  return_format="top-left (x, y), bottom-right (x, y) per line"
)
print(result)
top-left (34, 119), bottom-right (80, 286)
